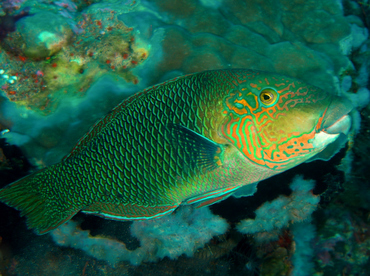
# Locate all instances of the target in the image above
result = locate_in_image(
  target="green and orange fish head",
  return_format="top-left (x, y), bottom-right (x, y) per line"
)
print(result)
top-left (220, 72), bottom-right (353, 172)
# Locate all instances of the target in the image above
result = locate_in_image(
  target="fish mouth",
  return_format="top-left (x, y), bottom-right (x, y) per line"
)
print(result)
top-left (308, 96), bottom-right (354, 161)
top-left (320, 96), bottom-right (354, 135)
top-left (322, 114), bottom-right (351, 135)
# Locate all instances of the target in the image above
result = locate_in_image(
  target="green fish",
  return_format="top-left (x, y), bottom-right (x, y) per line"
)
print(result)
top-left (0, 69), bottom-right (353, 234)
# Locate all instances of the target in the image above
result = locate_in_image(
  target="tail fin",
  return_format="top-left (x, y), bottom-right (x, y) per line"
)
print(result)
top-left (0, 167), bottom-right (78, 235)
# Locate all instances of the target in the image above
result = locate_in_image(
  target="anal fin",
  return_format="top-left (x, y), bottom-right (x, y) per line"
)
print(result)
top-left (184, 186), bottom-right (240, 208)
top-left (82, 202), bottom-right (179, 220)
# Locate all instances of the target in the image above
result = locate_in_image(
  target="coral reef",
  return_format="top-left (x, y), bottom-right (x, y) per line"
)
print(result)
top-left (237, 176), bottom-right (320, 242)
top-left (3, 11), bottom-right (73, 58)
top-left (0, 0), bottom-right (146, 114)
top-left (290, 222), bottom-right (316, 276)
top-left (234, 176), bottom-right (320, 275)
top-left (50, 206), bottom-right (229, 266)
top-left (312, 202), bottom-right (370, 275)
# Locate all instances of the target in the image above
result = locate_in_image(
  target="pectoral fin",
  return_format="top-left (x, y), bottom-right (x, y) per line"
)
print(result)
top-left (167, 124), bottom-right (223, 175)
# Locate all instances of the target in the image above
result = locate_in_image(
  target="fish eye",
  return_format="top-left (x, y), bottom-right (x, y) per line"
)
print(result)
top-left (259, 88), bottom-right (278, 106)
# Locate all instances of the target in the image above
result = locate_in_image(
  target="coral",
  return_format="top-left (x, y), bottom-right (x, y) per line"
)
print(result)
top-left (51, 220), bottom-right (133, 266)
top-left (259, 246), bottom-right (291, 276)
top-left (50, 206), bottom-right (229, 266)
top-left (2, 11), bottom-right (74, 58)
top-left (0, 2), bottom-right (147, 115)
top-left (290, 222), bottom-right (316, 276)
top-left (1, 0), bottom-right (26, 11)
top-left (131, 205), bottom-right (229, 262)
top-left (0, 68), bottom-right (17, 87)
top-left (237, 175), bottom-right (320, 242)
top-left (311, 203), bottom-right (370, 275)
top-left (315, 233), bottom-right (344, 266)
top-left (0, 5), bottom-right (30, 41)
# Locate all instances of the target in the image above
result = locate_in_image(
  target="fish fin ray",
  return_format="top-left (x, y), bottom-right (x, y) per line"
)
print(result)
top-left (0, 167), bottom-right (79, 235)
top-left (184, 186), bottom-right (239, 207)
top-left (82, 202), bottom-right (179, 220)
top-left (195, 192), bottom-right (234, 208)
top-left (167, 123), bottom-right (223, 175)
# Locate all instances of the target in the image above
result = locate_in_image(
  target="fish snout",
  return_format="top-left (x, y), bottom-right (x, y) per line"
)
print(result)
top-left (321, 96), bottom-right (354, 135)
top-left (307, 96), bottom-right (354, 161)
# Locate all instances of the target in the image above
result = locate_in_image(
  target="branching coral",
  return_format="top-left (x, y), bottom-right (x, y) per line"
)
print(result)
top-left (237, 175), bottom-right (320, 242)
top-left (50, 206), bottom-right (229, 266)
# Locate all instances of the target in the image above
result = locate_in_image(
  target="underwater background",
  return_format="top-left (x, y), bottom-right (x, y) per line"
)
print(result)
top-left (0, 0), bottom-right (369, 275)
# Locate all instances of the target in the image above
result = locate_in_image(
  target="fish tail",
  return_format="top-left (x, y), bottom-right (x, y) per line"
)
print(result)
top-left (0, 167), bottom-right (78, 235)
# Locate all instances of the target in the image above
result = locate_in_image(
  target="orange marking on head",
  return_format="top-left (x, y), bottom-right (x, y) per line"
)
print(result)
top-left (263, 130), bottom-right (316, 165)
top-left (253, 112), bottom-right (268, 126)
top-left (276, 92), bottom-right (303, 111)
top-left (261, 143), bottom-right (277, 159)
top-left (275, 83), bottom-right (286, 87)
top-left (288, 131), bottom-right (303, 138)
top-left (296, 86), bottom-right (309, 96)
top-left (231, 124), bottom-right (241, 147)
top-left (277, 136), bottom-right (288, 144)
top-left (277, 82), bottom-right (296, 93)
top-left (222, 115), bottom-right (265, 166)
top-left (225, 92), bottom-right (259, 115)
top-left (257, 119), bottom-right (273, 131)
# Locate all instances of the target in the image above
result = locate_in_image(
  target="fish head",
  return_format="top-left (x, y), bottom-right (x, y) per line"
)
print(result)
top-left (221, 71), bottom-right (353, 171)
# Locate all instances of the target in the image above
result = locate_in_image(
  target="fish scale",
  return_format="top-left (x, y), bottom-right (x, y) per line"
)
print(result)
top-left (0, 69), bottom-right (353, 234)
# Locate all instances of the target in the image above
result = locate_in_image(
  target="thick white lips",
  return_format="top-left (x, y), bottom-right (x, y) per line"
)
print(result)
top-left (323, 115), bottom-right (351, 135)
top-left (309, 114), bottom-right (352, 150)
